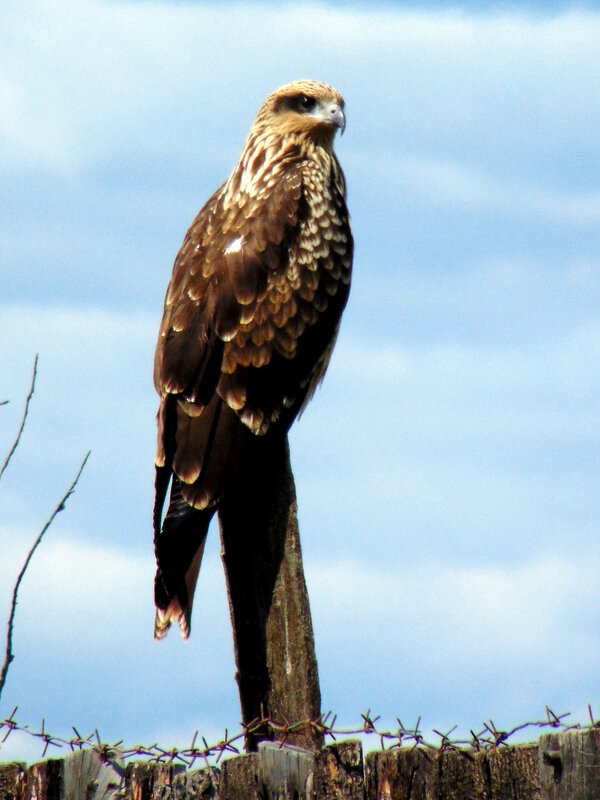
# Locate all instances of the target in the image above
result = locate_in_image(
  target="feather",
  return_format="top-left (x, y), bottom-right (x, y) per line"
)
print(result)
top-left (153, 80), bottom-right (353, 639)
top-left (154, 478), bottom-right (214, 640)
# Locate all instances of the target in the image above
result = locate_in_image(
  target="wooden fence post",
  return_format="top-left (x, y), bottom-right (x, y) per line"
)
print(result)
top-left (365, 743), bottom-right (541, 799)
top-left (219, 740), bottom-right (364, 799)
top-left (539, 728), bottom-right (600, 800)
top-left (17, 759), bottom-right (63, 800)
top-left (0, 763), bottom-right (23, 800)
top-left (3, 729), bottom-right (600, 799)
top-left (218, 433), bottom-right (322, 752)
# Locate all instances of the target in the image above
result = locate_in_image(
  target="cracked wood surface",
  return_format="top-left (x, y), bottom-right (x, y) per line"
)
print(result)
top-left (218, 434), bottom-right (322, 751)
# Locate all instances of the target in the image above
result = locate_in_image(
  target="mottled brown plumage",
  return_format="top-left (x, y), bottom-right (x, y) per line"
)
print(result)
top-left (153, 80), bottom-right (353, 639)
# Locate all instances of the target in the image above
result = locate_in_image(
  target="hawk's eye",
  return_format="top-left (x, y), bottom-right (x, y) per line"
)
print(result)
top-left (297, 95), bottom-right (316, 113)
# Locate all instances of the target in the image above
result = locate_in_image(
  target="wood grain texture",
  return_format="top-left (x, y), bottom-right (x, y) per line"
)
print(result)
top-left (0, 763), bottom-right (23, 800)
top-left (4, 732), bottom-right (600, 800)
top-left (486, 745), bottom-right (541, 799)
top-left (539, 729), bottom-right (600, 800)
top-left (312, 741), bottom-right (365, 799)
top-left (218, 433), bottom-right (322, 751)
top-left (257, 742), bottom-right (314, 798)
top-left (365, 744), bottom-right (541, 800)
top-left (219, 741), bottom-right (363, 799)
top-left (16, 760), bottom-right (63, 800)
top-left (172, 767), bottom-right (220, 800)
top-left (219, 754), bottom-right (260, 800)
top-left (64, 752), bottom-right (124, 800)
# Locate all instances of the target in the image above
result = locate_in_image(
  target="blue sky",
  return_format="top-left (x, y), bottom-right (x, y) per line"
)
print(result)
top-left (1, 0), bottom-right (599, 761)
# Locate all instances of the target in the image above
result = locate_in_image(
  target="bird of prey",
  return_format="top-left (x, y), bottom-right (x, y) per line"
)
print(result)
top-left (153, 80), bottom-right (353, 640)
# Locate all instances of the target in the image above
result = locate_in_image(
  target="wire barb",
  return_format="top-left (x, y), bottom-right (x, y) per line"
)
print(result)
top-left (0, 706), bottom-right (591, 767)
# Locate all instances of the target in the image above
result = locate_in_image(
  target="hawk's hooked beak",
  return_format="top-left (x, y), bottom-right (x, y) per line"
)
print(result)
top-left (315, 101), bottom-right (346, 135)
top-left (327, 102), bottom-right (346, 135)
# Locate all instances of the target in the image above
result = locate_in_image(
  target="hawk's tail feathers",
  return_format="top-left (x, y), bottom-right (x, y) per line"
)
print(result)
top-left (154, 598), bottom-right (189, 641)
top-left (153, 477), bottom-right (214, 640)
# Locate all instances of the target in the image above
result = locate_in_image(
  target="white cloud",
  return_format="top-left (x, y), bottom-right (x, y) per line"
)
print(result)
top-left (291, 299), bottom-right (600, 571)
top-left (0, 730), bottom-right (52, 765)
top-left (309, 555), bottom-right (600, 670)
top-left (368, 155), bottom-right (600, 225)
top-left (0, 533), bottom-right (151, 652)
top-left (2, 2), bottom-right (600, 177)
top-left (1, 531), bottom-right (596, 753)
top-left (306, 554), bottom-right (600, 738)
top-left (324, 318), bottom-right (600, 448)
top-left (0, 527), bottom-right (242, 741)
top-left (1, 0), bottom-right (599, 758)
top-left (0, 304), bottom-right (157, 514)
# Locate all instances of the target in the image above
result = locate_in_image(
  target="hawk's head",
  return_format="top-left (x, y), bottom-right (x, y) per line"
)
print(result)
top-left (253, 80), bottom-right (346, 147)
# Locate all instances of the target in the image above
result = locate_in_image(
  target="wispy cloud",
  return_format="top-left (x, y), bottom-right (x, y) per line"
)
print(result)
top-left (2, 531), bottom-right (596, 751)
top-left (309, 555), bottom-right (600, 671)
top-left (307, 553), bottom-right (600, 731)
top-left (1, 0), bottom-right (599, 756)
top-left (2, 2), bottom-right (600, 175)
top-left (371, 155), bottom-right (600, 225)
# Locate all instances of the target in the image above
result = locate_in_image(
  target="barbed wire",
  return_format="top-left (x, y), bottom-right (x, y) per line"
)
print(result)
top-left (1, 705), bottom-right (597, 769)
top-left (0, 359), bottom-right (597, 773)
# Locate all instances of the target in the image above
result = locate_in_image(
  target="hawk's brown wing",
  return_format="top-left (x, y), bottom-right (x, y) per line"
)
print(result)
top-left (155, 148), bottom-right (352, 520)
top-left (154, 165), bottom-right (302, 400)
top-left (154, 163), bottom-right (305, 512)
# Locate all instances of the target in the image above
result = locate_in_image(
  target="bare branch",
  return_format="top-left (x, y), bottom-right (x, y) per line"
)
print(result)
top-left (0, 354), bottom-right (38, 482)
top-left (0, 451), bottom-right (91, 700)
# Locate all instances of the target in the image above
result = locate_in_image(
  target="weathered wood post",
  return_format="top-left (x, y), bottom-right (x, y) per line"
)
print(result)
top-left (218, 432), bottom-right (322, 752)
top-left (539, 728), bottom-right (600, 800)
top-left (366, 743), bottom-right (541, 799)
top-left (4, 728), bottom-right (600, 799)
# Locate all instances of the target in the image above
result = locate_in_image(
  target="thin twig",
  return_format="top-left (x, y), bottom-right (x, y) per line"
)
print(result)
top-left (0, 451), bottom-right (91, 700)
top-left (0, 355), bottom-right (38, 481)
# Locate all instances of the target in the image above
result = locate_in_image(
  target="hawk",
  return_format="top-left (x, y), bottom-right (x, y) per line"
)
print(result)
top-left (153, 80), bottom-right (353, 639)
